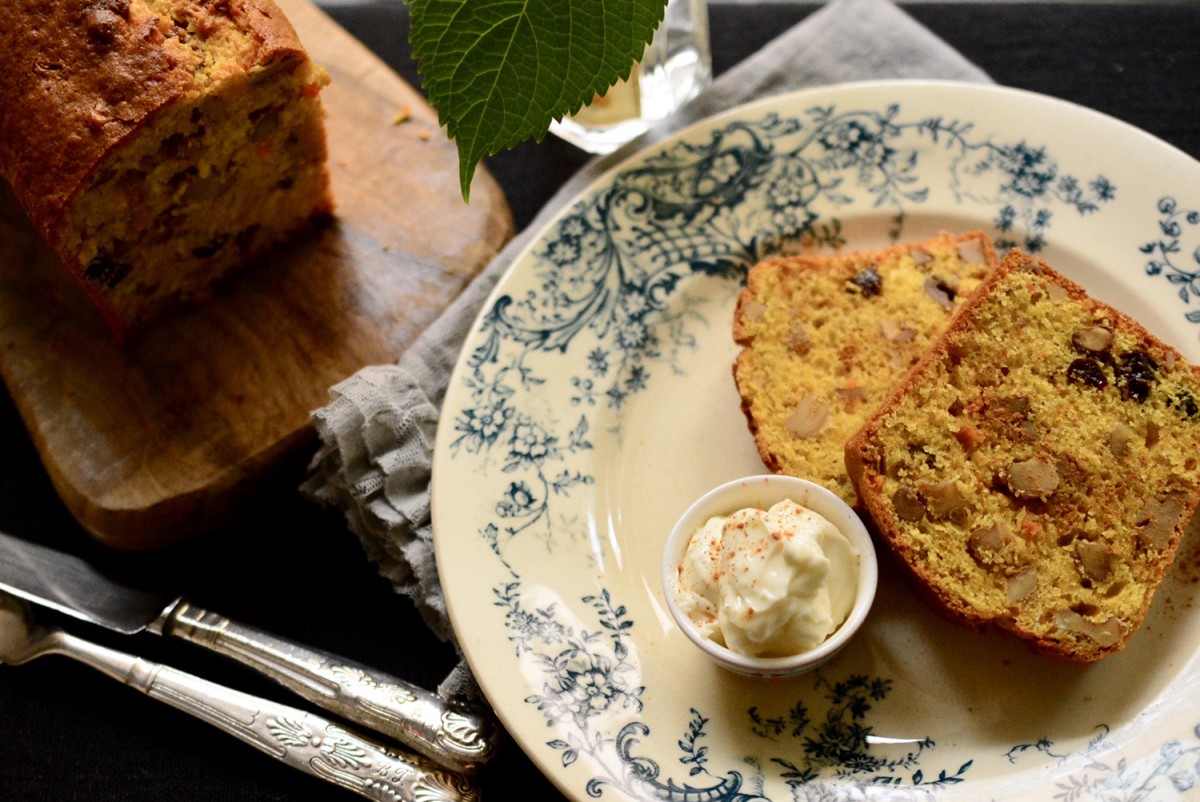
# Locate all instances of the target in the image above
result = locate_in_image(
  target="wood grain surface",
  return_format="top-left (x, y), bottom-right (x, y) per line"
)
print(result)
top-left (0, 0), bottom-right (514, 550)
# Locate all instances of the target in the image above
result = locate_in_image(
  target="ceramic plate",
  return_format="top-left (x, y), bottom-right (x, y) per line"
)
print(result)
top-left (432, 81), bottom-right (1200, 801)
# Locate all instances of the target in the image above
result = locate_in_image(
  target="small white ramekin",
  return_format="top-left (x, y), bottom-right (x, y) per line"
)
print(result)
top-left (661, 474), bottom-right (878, 678)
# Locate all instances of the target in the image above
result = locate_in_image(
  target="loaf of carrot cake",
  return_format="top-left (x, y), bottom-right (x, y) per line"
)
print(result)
top-left (0, 0), bottom-right (334, 336)
top-left (733, 232), bottom-right (998, 504)
top-left (845, 250), bottom-right (1200, 662)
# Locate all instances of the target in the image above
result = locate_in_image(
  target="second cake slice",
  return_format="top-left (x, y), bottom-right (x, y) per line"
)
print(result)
top-left (845, 251), bottom-right (1200, 662)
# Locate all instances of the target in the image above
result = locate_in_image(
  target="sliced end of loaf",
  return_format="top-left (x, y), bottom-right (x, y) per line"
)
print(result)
top-left (58, 54), bottom-right (332, 334)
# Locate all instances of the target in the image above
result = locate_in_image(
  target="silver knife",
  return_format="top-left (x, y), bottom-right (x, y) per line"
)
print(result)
top-left (0, 530), bottom-right (497, 775)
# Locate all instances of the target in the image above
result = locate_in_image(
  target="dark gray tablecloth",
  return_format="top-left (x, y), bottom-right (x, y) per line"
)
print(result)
top-left (0, 4), bottom-right (1196, 801)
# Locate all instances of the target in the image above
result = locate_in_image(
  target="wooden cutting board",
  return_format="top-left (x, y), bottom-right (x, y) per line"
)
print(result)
top-left (0, 0), bottom-right (514, 550)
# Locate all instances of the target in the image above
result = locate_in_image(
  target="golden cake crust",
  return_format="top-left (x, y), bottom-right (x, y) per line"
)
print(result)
top-left (845, 250), bottom-right (1200, 662)
top-left (0, 0), bottom-right (306, 242)
top-left (732, 232), bottom-right (998, 504)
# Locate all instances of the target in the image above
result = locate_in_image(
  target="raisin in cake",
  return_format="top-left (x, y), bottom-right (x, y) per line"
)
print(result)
top-left (0, 0), bottom-right (334, 336)
top-left (733, 232), bottom-right (998, 504)
top-left (845, 251), bottom-right (1200, 662)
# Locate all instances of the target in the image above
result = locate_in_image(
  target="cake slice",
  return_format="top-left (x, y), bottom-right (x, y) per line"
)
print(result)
top-left (0, 0), bottom-right (334, 336)
top-left (845, 250), bottom-right (1200, 662)
top-left (733, 232), bottom-right (998, 504)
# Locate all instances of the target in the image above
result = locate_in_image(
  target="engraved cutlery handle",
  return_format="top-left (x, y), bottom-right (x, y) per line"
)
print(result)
top-left (47, 630), bottom-right (479, 802)
top-left (159, 602), bottom-right (497, 774)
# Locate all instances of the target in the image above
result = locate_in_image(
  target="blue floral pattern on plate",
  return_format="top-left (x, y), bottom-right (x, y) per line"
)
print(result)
top-left (1144, 197), bottom-right (1200, 322)
top-left (433, 83), bottom-right (1200, 802)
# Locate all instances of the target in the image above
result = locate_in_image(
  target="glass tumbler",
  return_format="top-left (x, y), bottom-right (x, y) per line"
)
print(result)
top-left (549, 0), bottom-right (711, 154)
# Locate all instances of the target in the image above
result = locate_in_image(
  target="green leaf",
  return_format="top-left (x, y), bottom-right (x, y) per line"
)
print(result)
top-left (409, 0), bottom-right (669, 200)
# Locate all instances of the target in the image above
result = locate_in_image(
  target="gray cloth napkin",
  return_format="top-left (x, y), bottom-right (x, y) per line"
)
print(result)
top-left (302, 0), bottom-right (993, 700)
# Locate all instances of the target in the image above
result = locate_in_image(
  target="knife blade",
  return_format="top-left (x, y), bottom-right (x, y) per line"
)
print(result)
top-left (0, 530), bottom-right (174, 633)
top-left (0, 531), bottom-right (497, 774)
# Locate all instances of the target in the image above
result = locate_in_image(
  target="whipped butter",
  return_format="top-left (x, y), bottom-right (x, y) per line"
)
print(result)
top-left (673, 499), bottom-right (858, 658)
